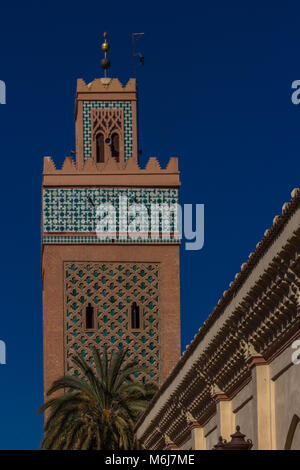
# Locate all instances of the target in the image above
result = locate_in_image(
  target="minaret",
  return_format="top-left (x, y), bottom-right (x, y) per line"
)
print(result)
top-left (41, 34), bottom-right (181, 397)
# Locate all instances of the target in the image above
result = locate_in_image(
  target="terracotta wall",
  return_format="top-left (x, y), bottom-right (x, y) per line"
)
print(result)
top-left (42, 244), bottom-right (181, 399)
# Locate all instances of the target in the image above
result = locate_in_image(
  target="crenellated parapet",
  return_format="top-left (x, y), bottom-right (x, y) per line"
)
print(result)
top-left (42, 155), bottom-right (180, 187)
top-left (76, 77), bottom-right (136, 94)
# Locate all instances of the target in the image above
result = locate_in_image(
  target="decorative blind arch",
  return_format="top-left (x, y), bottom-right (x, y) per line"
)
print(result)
top-left (91, 108), bottom-right (124, 164)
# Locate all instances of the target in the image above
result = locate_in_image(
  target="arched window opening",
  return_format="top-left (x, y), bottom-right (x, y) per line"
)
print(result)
top-left (96, 133), bottom-right (104, 163)
top-left (86, 303), bottom-right (94, 329)
top-left (131, 302), bottom-right (140, 329)
top-left (111, 133), bottom-right (120, 162)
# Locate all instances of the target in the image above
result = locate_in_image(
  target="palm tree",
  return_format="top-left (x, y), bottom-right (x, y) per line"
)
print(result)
top-left (39, 347), bottom-right (157, 450)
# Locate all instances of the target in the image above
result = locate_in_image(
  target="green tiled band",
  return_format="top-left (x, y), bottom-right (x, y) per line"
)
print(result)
top-left (43, 187), bottom-right (180, 243)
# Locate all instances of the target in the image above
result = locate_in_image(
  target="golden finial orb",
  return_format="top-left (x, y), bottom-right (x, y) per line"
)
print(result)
top-left (101, 32), bottom-right (110, 53)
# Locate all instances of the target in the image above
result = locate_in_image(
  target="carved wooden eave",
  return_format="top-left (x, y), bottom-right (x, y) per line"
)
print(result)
top-left (136, 187), bottom-right (300, 449)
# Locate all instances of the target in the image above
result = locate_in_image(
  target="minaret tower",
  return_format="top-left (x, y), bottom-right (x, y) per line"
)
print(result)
top-left (42, 34), bottom-right (181, 396)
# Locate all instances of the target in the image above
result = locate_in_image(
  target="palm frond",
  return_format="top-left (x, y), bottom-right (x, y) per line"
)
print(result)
top-left (40, 346), bottom-right (157, 449)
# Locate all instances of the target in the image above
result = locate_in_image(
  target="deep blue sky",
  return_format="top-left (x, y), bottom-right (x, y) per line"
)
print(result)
top-left (0, 0), bottom-right (299, 450)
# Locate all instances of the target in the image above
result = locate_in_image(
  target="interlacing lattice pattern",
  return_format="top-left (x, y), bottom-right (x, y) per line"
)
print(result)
top-left (64, 262), bottom-right (160, 383)
top-left (83, 101), bottom-right (132, 161)
top-left (92, 108), bottom-right (123, 140)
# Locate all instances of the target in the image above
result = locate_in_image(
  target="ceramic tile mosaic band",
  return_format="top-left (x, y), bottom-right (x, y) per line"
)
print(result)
top-left (43, 187), bottom-right (180, 244)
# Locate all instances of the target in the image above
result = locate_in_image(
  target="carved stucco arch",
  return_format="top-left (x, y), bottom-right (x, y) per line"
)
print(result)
top-left (91, 108), bottom-right (124, 164)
